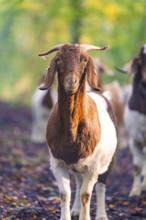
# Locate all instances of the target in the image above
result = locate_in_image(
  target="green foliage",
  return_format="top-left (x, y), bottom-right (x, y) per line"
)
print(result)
top-left (0, 0), bottom-right (146, 103)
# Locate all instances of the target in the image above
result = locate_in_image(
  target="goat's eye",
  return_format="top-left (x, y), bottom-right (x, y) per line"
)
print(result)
top-left (81, 57), bottom-right (88, 63)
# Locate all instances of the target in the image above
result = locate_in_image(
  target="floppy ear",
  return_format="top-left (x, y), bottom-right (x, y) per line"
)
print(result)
top-left (86, 57), bottom-right (101, 91)
top-left (39, 57), bottom-right (57, 90)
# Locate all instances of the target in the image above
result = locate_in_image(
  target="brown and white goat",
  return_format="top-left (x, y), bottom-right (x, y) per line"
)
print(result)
top-left (118, 44), bottom-right (146, 196)
top-left (31, 57), bottom-right (113, 144)
top-left (103, 81), bottom-right (132, 149)
top-left (39, 44), bottom-right (117, 220)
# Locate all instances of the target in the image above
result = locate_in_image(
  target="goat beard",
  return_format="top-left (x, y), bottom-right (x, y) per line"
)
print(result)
top-left (65, 89), bottom-right (77, 96)
top-left (65, 86), bottom-right (80, 96)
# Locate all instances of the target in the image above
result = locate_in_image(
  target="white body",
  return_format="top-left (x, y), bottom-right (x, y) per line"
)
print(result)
top-left (50, 91), bottom-right (117, 220)
top-left (124, 106), bottom-right (146, 196)
top-left (118, 83), bottom-right (132, 149)
top-left (104, 81), bottom-right (132, 149)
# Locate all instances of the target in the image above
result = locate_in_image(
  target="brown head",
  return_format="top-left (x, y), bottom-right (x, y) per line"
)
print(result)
top-left (39, 44), bottom-right (109, 96)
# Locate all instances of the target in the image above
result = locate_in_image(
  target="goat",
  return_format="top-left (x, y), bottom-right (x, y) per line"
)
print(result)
top-left (103, 81), bottom-right (132, 149)
top-left (117, 44), bottom-right (146, 196)
top-left (39, 43), bottom-right (117, 220)
top-left (103, 81), bottom-right (124, 129)
top-left (31, 58), bottom-right (113, 144)
top-left (31, 75), bottom-right (57, 143)
top-left (103, 81), bottom-right (125, 149)
top-left (93, 57), bottom-right (113, 88)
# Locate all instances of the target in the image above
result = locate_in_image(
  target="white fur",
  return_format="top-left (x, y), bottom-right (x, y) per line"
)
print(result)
top-left (50, 91), bottom-right (117, 220)
top-left (31, 86), bottom-right (57, 143)
top-left (124, 106), bottom-right (146, 196)
top-left (119, 84), bottom-right (132, 106)
top-left (96, 183), bottom-right (108, 219)
top-left (144, 44), bottom-right (146, 54)
top-left (124, 107), bottom-right (146, 143)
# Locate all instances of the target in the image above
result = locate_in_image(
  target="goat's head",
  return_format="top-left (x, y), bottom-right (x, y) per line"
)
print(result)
top-left (39, 44), bottom-right (109, 96)
top-left (94, 57), bottom-right (113, 76)
top-left (117, 44), bottom-right (146, 84)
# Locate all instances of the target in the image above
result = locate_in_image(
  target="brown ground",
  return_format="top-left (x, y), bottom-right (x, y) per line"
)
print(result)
top-left (0, 101), bottom-right (146, 220)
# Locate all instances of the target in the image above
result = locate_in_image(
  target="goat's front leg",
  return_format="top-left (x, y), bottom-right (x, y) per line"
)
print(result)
top-left (96, 183), bottom-right (108, 220)
top-left (71, 173), bottom-right (82, 217)
top-left (141, 147), bottom-right (146, 191)
top-left (129, 141), bottom-right (142, 196)
top-left (95, 159), bottom-right (114, 220)
top-left (79, 171), bottom-right (97, 220)
top-left (51, 162), bottom-right (71, 220)
top-left (130, 166), bottom-right (141, 197)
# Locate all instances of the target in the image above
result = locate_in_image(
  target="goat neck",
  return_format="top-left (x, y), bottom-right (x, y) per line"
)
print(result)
top-left (57, 76), bottom-right (87, 141)
top-left (129, 71), bottom-right (146, 114)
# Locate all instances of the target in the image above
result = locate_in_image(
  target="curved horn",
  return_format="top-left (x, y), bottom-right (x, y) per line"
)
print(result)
top-left (116, 61), bottom-right (133, 74)
top-left (80, 44), bottom-right (110, 51)
top-left (116, 67), bottom-right (128, 74)
top-left (38, 44), bottom-right (66, 56)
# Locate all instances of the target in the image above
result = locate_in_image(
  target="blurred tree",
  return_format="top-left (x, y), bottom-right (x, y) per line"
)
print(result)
top-left (0, 0), bottom-right (146, 103)
top-left (69, 0), bottom-right (83, 43)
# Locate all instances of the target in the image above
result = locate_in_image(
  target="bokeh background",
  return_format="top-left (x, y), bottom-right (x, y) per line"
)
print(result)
top-left (0, 0), bottom-right (146, 104)
top-left (0, 2), bottom-right (146, 219)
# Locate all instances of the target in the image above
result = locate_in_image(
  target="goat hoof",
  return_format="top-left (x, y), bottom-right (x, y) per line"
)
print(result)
top-left (141, 184), bottom-right (146, 191)
top-left (141, 178), bottom-right (146, 191)
top-left (129, 188), bottom-right (141, 197)
top-left (71, 208), bottom-right (80, 217)
top-left (96, 216), bottom-right (108, 220)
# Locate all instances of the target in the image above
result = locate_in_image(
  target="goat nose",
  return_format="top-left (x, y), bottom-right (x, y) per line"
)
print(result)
top-left (66, 78), bottom-right (77, 86)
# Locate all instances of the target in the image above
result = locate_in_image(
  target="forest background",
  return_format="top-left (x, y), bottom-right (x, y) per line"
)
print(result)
top-left (0, 0), bottom-right (146, 104)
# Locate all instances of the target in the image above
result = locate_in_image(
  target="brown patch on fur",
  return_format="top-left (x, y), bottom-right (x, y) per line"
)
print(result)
top-left (40, 44), bottom-right (105, 164)
top-left (86, 57), bottom-right (101, 91)
top-left (81, 193), bottom-right (90, 207)
top-left (46, 94), bottom-right (101, 164)
top-left (37, 73), bottom-right (54, 109)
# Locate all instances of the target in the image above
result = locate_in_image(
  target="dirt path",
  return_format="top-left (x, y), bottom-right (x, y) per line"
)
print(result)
top-left (0, 101), bottom-right (146, 220)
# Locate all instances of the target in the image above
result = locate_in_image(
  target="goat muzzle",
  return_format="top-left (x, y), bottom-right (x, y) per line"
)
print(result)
top-left (66, 78), bottom-right (77, 86)
top-left (65, 76), bottom-right (79, 96)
